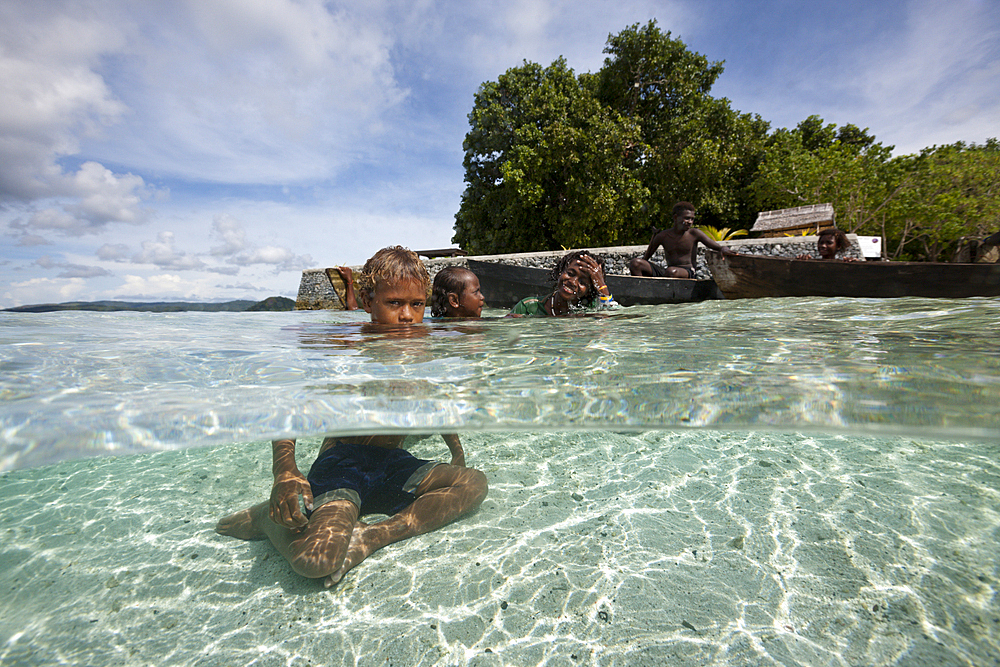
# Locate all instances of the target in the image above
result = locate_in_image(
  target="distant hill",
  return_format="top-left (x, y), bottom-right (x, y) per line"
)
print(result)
top-left (245, 296), bottom-right (296, 311)
top-left (2, 296), bottom-right (295, 313)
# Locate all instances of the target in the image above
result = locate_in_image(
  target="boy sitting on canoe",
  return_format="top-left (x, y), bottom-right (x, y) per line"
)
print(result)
top-left (629, 201), bottom-right (738, 278)
top-left (215, 246), bottom-right (488, 587)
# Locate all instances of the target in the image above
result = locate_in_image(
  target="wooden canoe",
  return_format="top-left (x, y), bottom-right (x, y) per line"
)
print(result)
top-left (467, 259), bottom-right (724, 308)
top-left (705, 251), bottom-right (1000, 299)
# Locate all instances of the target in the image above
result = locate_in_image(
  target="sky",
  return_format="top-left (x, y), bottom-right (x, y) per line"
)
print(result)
top-left (1, 0), bottom-right (997, 308)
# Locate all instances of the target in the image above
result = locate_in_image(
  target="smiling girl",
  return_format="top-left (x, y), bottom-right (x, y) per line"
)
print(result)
top-left (507, 250), bottom-right (615, 317)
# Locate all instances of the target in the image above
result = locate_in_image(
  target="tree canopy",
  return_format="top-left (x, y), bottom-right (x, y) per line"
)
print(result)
top-left (452, 58), bottom-right (646, 254)
top-left (880, 140), bottom-right (1000, 261)
top-left (454, 22), bottom-right (999, 262)
top-left (595, 22), bottom-right (769, 228)
top-left (753, 118), bottom-right (1000, 260)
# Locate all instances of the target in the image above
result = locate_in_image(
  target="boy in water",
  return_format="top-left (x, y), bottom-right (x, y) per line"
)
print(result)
top-left (215, 246), bottom-right (488, 587)
top-left (431, 265), bottom-right (486, 318)
top-left (629, 201), bottom-right (738, 278)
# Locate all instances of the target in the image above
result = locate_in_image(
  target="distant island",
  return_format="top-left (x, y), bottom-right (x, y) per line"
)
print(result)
top-left (2, 296), bottom-right (296, 313)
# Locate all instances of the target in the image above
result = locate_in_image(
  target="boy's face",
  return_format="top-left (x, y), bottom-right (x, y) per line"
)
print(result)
top-left (452, 274), bottom-right (485, 317)
top-left (363, 278), bottom-right (427, 324)
top-left (817, 234), bottom-right (838, 259)
top-left (673, 209), bottom-right (695, 231)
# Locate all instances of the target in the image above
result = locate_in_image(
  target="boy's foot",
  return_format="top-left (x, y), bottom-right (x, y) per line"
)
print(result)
top-left (215, 505), bottom-right (267, 540)
top-left (324, 521), bottom-right (378, 587)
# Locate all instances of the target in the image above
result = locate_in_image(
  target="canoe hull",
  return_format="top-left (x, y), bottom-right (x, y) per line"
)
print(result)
top-left (705, 252), bottom-right (1000, 299)
top-left (467, 259), bottom-right (724, 308)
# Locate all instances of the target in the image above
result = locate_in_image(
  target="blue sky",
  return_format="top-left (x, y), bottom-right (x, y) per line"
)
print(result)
top-left (1, 0), bottom-right (997, 308)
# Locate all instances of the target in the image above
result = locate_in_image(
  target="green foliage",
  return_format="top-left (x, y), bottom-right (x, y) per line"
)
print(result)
top-left (453, 58), bottom-right (647, 254)
top-left (698, 226), bottom-right (748, 242)
top-left (752, 116), bottom-right (899, 239)
top-left (454, 21), bottom-right (767, 254)
top-left (595, 21), bottom-right (769, 228)
top-left (454, 22), bottom-right (998, 262)
top-left (876, 140), bottom-right (1000, 260)
top-left (754, 115), bottom-right (999, 261)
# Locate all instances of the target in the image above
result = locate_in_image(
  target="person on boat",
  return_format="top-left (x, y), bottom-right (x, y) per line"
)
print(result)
top-left (796, 227), bottom-right (855, 261)
top-left (508, 250), bottom-right (616, 317)
top-left (978, 230), bottom-right (1000, 263)
top-left (431, 266), bottom-right (485, 318)
top-left (215, 246), bottom-right (488, 588)
top-left (330, 266), bottom-right (359, 310)
top-left (629, 201), bottom-right (738, 278)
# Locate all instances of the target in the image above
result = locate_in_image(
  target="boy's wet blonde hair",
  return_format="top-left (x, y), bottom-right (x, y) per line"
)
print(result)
top-left (355, 246), bottom-right (430, 302)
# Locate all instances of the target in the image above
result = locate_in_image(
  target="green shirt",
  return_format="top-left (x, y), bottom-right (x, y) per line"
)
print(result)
top-left (508, 297), bottom-right (549, 317)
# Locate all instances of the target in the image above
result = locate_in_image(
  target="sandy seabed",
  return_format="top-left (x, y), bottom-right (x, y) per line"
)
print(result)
top-left (1, 430), bottom-right (998, 667)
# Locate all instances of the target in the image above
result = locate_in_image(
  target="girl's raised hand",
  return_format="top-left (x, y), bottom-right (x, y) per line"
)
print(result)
top-left (575, 255), bottom-right (606, 290)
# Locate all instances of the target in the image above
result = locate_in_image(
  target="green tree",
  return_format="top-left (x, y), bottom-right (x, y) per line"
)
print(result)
top-left (752, 116), bottom-right (899, 236)
top-left (454, 21), bottom-right (770, 254)
top-left (878, 140), bottom-right (1000, 260)
top-left (453, 58), bottom-right (647, 254)
top-left (754, 118), bottom-right (1000, 261)
top-left (595, 21), bottom-right (770, 229)
top-left (795, 115), bottom-right (837, 151)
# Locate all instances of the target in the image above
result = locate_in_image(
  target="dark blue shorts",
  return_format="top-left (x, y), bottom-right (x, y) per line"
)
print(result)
top-left (307, 442), bottom-right (440, 517)
top-left (650, 262), bottom-right (695, 278)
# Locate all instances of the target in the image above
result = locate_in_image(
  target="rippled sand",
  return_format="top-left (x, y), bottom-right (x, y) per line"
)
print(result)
top-left (1, 430), bottom-right (998, 666)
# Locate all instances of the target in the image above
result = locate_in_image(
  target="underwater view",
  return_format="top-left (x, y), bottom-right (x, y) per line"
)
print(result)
top-left (1, 297), bottom-right (998, 666)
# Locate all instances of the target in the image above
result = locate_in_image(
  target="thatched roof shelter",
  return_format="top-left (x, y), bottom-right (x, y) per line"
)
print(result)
top-left (752, 204), bottom-right (836, 237)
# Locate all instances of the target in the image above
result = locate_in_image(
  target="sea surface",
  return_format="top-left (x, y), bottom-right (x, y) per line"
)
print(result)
top-left (1, 298), bottom-right (998, 666)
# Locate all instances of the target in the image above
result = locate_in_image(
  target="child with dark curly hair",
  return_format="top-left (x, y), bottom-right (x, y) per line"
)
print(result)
top-left (507, 250), bottom-right (616, 317)
top-left (797, 228), bottom-right (853, 260)
top-left (431, 266), bottom-right (485, 318)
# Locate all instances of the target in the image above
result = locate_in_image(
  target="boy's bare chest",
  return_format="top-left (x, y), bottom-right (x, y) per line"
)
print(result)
top-left (661, 231), bottom-right (696, 254)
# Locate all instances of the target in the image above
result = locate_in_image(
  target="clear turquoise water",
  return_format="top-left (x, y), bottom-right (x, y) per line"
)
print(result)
top-left (1, 299), bottom-right (998, 665)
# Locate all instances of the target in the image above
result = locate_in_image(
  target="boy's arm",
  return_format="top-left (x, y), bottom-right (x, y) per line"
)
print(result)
top-left (691, 229), bottom-right (738, 255)
top-left (641, 233), bottom-right (665, 261)
top-left (335, 266), bottom-right (358, 310)
top-left (442, 433), bottom-right (466, 467)
top-left (269, 438), bottom-right (313, 529)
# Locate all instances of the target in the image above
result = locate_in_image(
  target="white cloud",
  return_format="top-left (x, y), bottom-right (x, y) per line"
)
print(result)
top-left (235, 246), bottom-right (314, 272)
top-left (0, 2), bottom-right (129, 201)
top-left (210, 214), bottom-right (248, 256)
top-left (4, 162), bottom-right (151, 240)
top-left (131, 231), bottom-right (206, 270)
top-left (238, 246), bottom-right (294, 264)
top-left (109, 271), bottom-right (272, 301)
top-left (5, 276), bottom-right (87, 305)
top-left (79, 0), bottom-right (409, 183)
top-left (14, 234), bottom-right (52, 247)
top-left (57, 264), bottom-right (113, 279)
top-left (96, 243), bottom-right (132, 261)
top-left (65, 162), bottom-right (148, 224)
top-left (114, 273), bottom-right (195, 299)
top-left (19, 208), bottom-right (78, 232)
top-left (858, 0), bottom-right (1000, 153)
top-left (207, 212), bottom-right (313, 271)
top-left (206, 265), bottom-right (241, 276)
